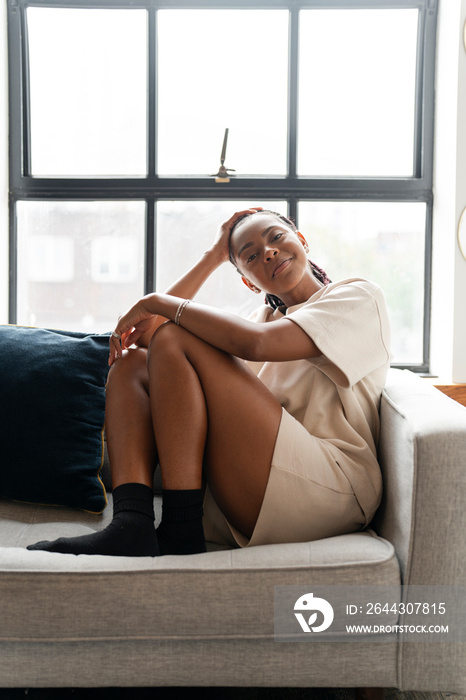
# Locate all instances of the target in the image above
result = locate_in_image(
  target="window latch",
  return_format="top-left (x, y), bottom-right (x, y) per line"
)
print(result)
top-left (211, 128), bottom-right (235, 183)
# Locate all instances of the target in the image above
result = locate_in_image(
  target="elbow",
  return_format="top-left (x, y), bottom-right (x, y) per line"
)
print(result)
top-left (239, 330), bottom-right (268, 363)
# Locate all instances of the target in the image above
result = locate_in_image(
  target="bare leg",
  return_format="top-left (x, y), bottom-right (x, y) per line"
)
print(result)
top-left (28, 323), bottom-right (283, 554)
top-left (147, 322), bottom-right (283, 539)
top-left (105, 347), bottom-right (156, 489)
top-left (27, 348), bottom-right (160, 556)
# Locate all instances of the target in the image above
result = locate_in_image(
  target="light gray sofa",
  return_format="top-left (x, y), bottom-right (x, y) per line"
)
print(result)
top-left (1, 368), bottom-right (466, 693)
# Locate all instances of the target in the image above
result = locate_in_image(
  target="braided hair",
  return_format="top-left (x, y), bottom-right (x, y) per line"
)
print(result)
top-left (229, 209), bottom-right (331, 310)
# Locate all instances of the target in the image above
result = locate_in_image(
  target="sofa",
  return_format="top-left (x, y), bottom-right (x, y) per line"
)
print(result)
top-left (1, 367), bottom-right (466, 693)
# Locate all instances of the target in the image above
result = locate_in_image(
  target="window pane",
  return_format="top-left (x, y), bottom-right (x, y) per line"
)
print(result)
top-left (156, 201), bottom-right (287, 317)
top-left (298, 201), bottom-right (426, 364)
top-left (16, 201), bottom-right (145, 332)
top-left (27, 8), bottom-right (147, 177)
top-left (298, 9), bottom-right (418, 177)
top-left (157, 10), bottom-right (288, 176)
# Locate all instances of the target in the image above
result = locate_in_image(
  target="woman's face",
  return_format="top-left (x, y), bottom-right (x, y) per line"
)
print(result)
top-left (229, 213), bottom-right (311, 299)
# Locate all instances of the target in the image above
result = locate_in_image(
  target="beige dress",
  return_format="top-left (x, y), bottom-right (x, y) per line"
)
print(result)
top-left (203, 278), bottom-right (391, 548)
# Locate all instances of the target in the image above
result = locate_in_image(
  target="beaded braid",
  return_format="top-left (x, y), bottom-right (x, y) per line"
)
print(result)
top-left (229, 209), bottom-right (331, 311)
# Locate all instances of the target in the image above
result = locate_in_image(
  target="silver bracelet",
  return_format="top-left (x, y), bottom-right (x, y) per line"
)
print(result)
top-left (175, 299), bottom-right (191, 326)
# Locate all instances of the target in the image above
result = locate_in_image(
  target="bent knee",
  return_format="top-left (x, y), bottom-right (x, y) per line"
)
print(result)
top-left (107, 346), bottom-right (148, 387)
top-left (147, 321), bottom-right (190, 364)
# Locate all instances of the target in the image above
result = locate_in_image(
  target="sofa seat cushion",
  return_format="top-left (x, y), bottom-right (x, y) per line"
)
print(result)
top-left (0, 495), bottom-right (399, 643)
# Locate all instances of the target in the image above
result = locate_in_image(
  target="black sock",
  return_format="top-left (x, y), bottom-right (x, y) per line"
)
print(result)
top-left (27, 483), bottom-right (160, 557)
top-left (156, 488), bottom-right (206, 555)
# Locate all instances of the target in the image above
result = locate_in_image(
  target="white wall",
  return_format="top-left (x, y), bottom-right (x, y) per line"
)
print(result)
top-left (0, 1), bottom-right (8, 324)
top-left (431, 0), bottom-right (466, 382)
top-left (452, 1), bottom-right (466, 382)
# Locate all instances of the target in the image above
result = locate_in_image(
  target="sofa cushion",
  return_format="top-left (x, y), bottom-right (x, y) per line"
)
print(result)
top-left (0, 493), bottom-right (399, 643)
top-left (0, 326), bottom-right (109, 513)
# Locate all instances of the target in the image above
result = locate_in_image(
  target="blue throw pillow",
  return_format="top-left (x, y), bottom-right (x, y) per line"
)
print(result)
top-left (0, 326), bottom-right (110, 513)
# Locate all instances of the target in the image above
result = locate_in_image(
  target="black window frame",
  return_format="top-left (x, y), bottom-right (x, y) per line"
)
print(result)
top-left (7, 0), bottom-right (438, 373)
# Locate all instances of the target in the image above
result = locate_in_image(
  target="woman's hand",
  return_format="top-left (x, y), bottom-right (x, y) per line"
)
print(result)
top-left (210, 207), bottom-right (263, 265)
top-left (109, 295), bottom-right (158, 366)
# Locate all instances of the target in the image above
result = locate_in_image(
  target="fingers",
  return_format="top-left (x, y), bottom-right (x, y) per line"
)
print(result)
top-left (212, 207), bottom-right (263, 263)
top-left (108, 316), bottom-right (132, 366)
top-left (225, 206), bottom-right (262, 229)
top-left (217, 207), bottom-right (263, 250)
top-left (108, 304), bottom-right (157, 365)
top-left (108, 333), bottom-right (121, 366)
top-left (108, 326), bottom-right (136, 366)
top-left (124, 328), bottom-right (143, 347)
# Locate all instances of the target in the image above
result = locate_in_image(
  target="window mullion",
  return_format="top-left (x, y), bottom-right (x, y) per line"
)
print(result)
top-left (8, 200), bottom-right (17, 325)
top-left (7, 2), bottom-right (22, 186)
top-left (146, 7), bottom-right (157, 297)
top-left (145, 199), bottom-right (156, 295)
top-left (413, 5), bottom-right (425, 179)
top-left (148, 6), bottom-right (156, 177)
top-left (288, 197), bottom-right (298, 227)
top-left (419, 0), bottom-right (437, 187)
top-left (287, 6), bottom-right (299, 179)
top-left (20, 6), bottom-right (32, 177)
top-left (7, 175), bottom-right (433, 201)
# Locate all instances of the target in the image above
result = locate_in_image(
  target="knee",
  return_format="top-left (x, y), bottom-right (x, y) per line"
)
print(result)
top-left (107, 346), bottom-right (148, 390)
top-left (146, 321), bottom-right (185, 366)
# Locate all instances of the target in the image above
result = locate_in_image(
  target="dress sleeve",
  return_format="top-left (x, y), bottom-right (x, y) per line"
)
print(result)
top-left (287, 280), bottom-right (391, 388)
top-left (246, 304), bottom-right (274, 324)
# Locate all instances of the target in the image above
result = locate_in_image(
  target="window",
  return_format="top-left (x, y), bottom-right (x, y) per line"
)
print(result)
top-left (157, 10), bottom-right (289, 176)
top-left (297, 9), bottom-right (419, 177)
top-left (7, 0), bottom-right (438, 371)
top-left (298, 201), bottom-right (427, 363)
top-left (26, 8), bottom-right (147, 177)
top-left (16, 200), bottom-right (145, 331)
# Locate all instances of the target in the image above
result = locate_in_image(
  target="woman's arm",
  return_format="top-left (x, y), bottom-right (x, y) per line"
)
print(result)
top-left (130, 250), bottom-right (223, 348)
top-left (109, 293), bottom-right (320, 367)
top-left (132, 207), bottom-right (261, 348)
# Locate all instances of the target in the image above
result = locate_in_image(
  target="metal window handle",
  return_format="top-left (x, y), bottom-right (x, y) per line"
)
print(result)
top-left (211, 127), bottom-right (235, 181)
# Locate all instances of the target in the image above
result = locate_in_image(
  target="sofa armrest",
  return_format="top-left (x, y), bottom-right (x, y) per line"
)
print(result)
top-left (374, 369), bottom-right (466, 585)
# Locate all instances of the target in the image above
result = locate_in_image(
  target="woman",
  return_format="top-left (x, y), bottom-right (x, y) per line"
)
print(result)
top-left (28, 207), bottom-right (391, 556)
